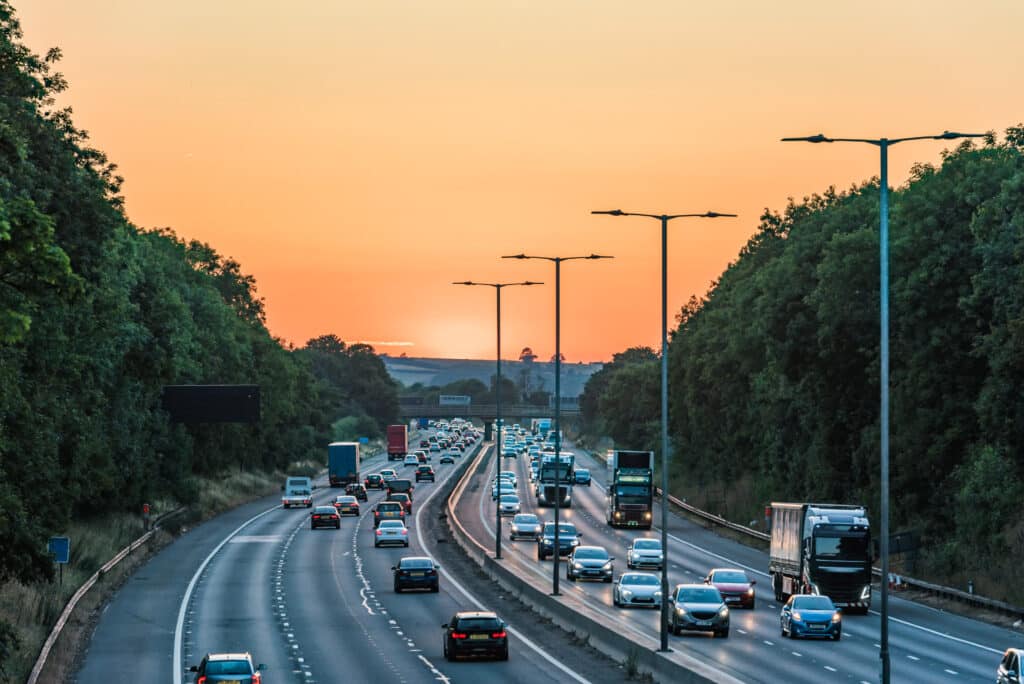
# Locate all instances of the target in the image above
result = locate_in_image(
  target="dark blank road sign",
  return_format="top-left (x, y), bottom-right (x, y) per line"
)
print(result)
top-left (48, 536), bottom-right (70, 564)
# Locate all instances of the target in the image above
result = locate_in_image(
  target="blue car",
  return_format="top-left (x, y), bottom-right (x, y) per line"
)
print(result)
top-left (780, 594), bottom-right (842, 640)
top-left (574, 468), bottom-right (591, 486)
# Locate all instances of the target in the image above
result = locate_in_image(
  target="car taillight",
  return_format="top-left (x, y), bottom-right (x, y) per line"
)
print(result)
top-left (376, 529), bottom-right (382, 536)
top-left (252, 673), bottom-right (261, 684)
top-left (491, 631), bottom-right (507, 638)
top-left (197, 677), bottom-right (206, 684)
top-left (401, 529), bottom-right (408, 535)
top-left (451, 632), bottom-right (468, 639)
top-left (374, 511), bottom-right (380, 517)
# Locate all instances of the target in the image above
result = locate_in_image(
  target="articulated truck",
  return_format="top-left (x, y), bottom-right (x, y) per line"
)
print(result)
top-left (536, 452), bottom-right (574, 507)
top-left (768, 503), bottom-right (873, 613)
top-left (387, 424), bottom-right (408, 461)
top-left (328, 442), bottom-right (360, 487)
top-left (606, 450), bottom-right (653, 528)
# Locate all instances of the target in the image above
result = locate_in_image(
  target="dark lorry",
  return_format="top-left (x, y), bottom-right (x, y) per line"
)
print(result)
top-left (328, 442), bottom-right (360, 487)
top-left (768, 503), bottom-right (873, 613)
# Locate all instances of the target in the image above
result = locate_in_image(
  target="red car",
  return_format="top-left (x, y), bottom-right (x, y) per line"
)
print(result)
top-left (704, 568), bottom-right (756, 609)
top-left (387, 492), bottom-right (413, 514)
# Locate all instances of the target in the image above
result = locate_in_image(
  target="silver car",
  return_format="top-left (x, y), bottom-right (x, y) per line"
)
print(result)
top-left (498, 494), bottom-right (521, 516)
top-left (613, 572), bottom-right (662, 609)
top-left (374, 520), bottom-right (410, 547)
top-left (509, 513), bottom-right (541, 540)
top-left (626, 538), bottom-right (664, 571)
top-left (668, 584), bottom-right (730, 638)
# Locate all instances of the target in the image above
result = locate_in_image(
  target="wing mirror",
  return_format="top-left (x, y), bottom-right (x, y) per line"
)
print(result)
top-left (189, 666), bottom-right (199, 673)
top-left (750, 580), bottom-right (757, 586)
top-left (391, 566), bottom-right (397, 571)
top-left (442, 623), bottom-right (449, 628)
top-left (257, 664), bottom-right (266, 671)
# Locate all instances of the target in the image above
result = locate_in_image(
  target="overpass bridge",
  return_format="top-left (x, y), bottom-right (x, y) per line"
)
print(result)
top-left (397, 404), bottom-right (579, 420)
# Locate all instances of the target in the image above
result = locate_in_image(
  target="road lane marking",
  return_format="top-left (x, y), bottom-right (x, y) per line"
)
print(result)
top-left (824, 665), bottom-right (837, 672)
top-left (907, 654), bottom-right (920, 661)
top-left (945, 669), bottom-right (958, 675)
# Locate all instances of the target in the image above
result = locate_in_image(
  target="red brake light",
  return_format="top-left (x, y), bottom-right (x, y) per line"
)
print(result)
top-left (376, 529), bottom-right (382, 535)
top-left (312, 515), bottom-right (320, 519)
top-left (401, 529), bottom-right (408, 535)
top-left (451, 632), bottom-right (468, 639)
top-left (252, 673), bottom-right (261, 684)
top-left (491, 630), bottom-right (507, 638)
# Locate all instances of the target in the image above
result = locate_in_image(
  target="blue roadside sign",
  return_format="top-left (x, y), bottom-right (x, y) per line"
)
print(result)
top-left (358, 436), bottom-right (369, 444)
top-left (48, 536), bottom-right (70, 564)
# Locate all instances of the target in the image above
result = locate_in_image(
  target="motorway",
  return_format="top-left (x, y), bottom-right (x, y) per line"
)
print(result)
top-left (454, 440), bottom-right (1015, 683)
top-left (73, 439), bottom-right (600, 684)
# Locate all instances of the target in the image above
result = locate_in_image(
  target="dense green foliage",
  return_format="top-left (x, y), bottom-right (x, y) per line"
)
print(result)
top-left (0, 3), bottom-right (397, 664)
top-left (583, 130), bottom-right (1024, 597)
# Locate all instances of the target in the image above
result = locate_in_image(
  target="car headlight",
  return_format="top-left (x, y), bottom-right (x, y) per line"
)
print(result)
top-left (621, 589), bottom-right (633, 599)
top-left (860, 585), bottom-right (872, 600)
top-left (718, 606), bottom-right (729, 618)
top-left (676, 606), bottom-right (686, 616)
top-left (791, 611), bottom-right (802, 622)
top-left (654, 591), bottom-right (662, 598)
top-left (644, 512), bottom-right (652, 519)
top-left (832, 611), bottom-right (842, 623)
top-left (602, 561), bottom-right (613, 570)
top-left (746, 588), bottom-right (755, 596)
top-left (573, 562), bottom-right (584, 569)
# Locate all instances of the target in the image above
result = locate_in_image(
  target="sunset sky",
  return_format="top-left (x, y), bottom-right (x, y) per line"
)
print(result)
top-left (18, 1), bottom-right (1023, 361)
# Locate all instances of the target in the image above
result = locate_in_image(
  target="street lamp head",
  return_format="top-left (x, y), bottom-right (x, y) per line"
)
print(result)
top-left (781, 134), bottom-right (833, 143)
top-left (521, 280), bottom-right (543, 286)
top-left (587, 254), bottom-right (614, 260)
top-left (591, 209), bottom-right (625, 216)
top-left (452, 280), bottom-right (475, 286)
top-left (935, 130), bottom-right (986, 140)
top-left (502, 254), bottom-right (528, 260)
top-left (703, 211), bottom-right (738, 218)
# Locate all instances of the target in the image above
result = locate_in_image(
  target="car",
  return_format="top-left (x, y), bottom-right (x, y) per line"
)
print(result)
top-left (445, 449), bottom-right (460, 460)
top-left (420, 439), bottom-right (430, 448)
top-left (704, 568), bottom-right (756, 609)
top-left (509, 513), bottom-right (541, 540)
top-left (537, 522), bottom-right (581, 560)
top-left (392, 556), bottom-right (440, 593)
top-left (499, 471), bottom-right (517, 487)
top-left (439, 453), bottom-right (455, 464)
top-left (310, 505), bottom-right (341, 529)
top-left (374, 501), bottom-right (406, 527)
top-left (573, 468), bottom-right (591, 486)
top-left (613, 572), bottom-right (662, 609)
top-left (415, 465), bottom-right (436, 482)
top-left (998, 648), bottom-right (1024, 684)
top-left (429, 444), bottom-right (441, 453)
top-left (626, 538), bottom-right (665, 571)
top-left (498, 494), bottom-right (521, 516)
top-left (491, 483), bottom-right (515, 500)
top-left (364, 473), bottom-right (384, 489)
top-left (501, 448), bottom-right (518, 458)
top-left (414, 449), bottom-right (429, 463)
top-left (780, 594), bottom-right (841, 640)
top-left (404, 454), bottom-right (420, 467)
top-left (566, 545), bottom-right (614, 582)
top-left (375, 519), bottom-right (410, 547)
top-left (380, 468), bottom-right (398, 482)
top-left (387, 492), bottom-right (413, 514)
top-left (668, 583), bottom-right (730, 637)
top-left (345, 482), bottom-right (368, 501)
top-left (333, 495), bottom-right (360, 516)
top-left (189, 652), bottom-right (265, 683)
top-left (442, 611), bottom-right (509, 661)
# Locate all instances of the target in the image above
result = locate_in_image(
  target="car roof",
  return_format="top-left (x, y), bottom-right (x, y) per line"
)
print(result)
top-left (379, 520), bottom-right (406, 527)
top-left (398, 556), bottom-right (433, 564)
top-left (454, 610), bottom-right (498, 619)
top-left (574, 545), bottom-right (608, 553)
top-left (709, 567), bottom-right (747, 575)
top-left (206, 652), bottom-right (251, 661)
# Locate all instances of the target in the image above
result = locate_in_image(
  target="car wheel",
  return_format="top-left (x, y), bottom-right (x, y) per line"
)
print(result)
top-left (717, 629), bottom-right (729, 639)
top-left (833, 631), bottom-right (842, 641)
top-left (394, 583), bottom-right (402, 593)
top-left (431, 584), bottom-right (439, 593)
top-left (444, 644), bottom-right (453, 662)
top-left (335, 523), bottom-right (340, 529)
top-left (567, 570), bottom-right (575, 581)
top-left (672, 619), bottom-right (681, 636)
top-left (499, 647), bottom-right (509, 661)
top-left (310, 524), bottom-right (315, 530)
top-left (613, 593), bottom-right (620, 607)
top-left (604, 577), bottom-right (613, 583)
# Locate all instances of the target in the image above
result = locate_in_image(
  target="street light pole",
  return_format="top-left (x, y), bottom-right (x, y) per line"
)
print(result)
top-left (502, 253), bottom-right (613, 595)
top-left (781, 130), bottom-right (985, 684)
top-left (453, 280), bottom-right (543, 560)
top-left (591, 208), bottom-right (736, 651)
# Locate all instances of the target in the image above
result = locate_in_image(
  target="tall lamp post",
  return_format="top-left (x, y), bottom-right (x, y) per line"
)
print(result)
top-left (780, 130), bottom-right (985, 684)
top-left (591, 209), bottom-right (736, 651)
top-left (453, 280), bottom-right (543, 560)
top-left (502, 253), bottom-right (613, 595)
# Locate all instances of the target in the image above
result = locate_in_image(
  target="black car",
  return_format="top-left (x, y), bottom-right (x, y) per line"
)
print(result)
top-left (439, 453), bottom-right (455, 464)
top-left (415, 465), bottom-right (436, 482)
top-left (310, 505), bottom-right (340, 529)
top-left (537, 522), bottom-right (581, 560)
top-left (573, 468), bottom-right (591, 486)
top-left (392, 556), bottom-right (440, 593)
top-left (443, 611), bottom-right (509, 661)
top-left (190, 652), bottom-right (265, 683)
top-left (364, 473), bottom-right (384, 490)
top-left (346, 482), bottom-right (368, 501)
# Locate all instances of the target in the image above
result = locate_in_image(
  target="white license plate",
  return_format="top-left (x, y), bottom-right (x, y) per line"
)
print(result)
top-left (696, 620), bottom-right (712, 626)
top-left (470, 634), bottom-right (489, 640)
top-left (810, 624), bottom-right (825, 630)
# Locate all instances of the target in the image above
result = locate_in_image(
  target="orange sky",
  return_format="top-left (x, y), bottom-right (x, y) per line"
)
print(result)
top-left (17, 1), bottom-right (1024, 361)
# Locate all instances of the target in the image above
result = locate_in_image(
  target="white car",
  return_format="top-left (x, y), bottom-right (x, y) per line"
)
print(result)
top-left (403, 454), bottom-right (419, 467)
top-left (499, 471), bottom-right (517, 487)
top-left (613, 572), bottom-right (663, 609)
top-left (380, 469), bottom-right (398, 482)
top-left (492, 483), bottom-right (516, 500)
top-left (626, 538), bottom-right (664, 570)
top-left (509, 513), bottom-right (542, 540)
top-left (374, 520), bottom-right (409, 547)
top-left (498, 494), bottom-right (521, 516)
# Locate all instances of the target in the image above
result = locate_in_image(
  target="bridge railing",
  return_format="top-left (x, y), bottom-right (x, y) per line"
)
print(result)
top-left (397, 404), bottom-right (579, 418)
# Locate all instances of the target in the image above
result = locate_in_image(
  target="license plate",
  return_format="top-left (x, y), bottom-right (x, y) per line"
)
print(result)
top-left (725, 597), bottom-right (740, 603)
top-left (470, 634), bottom-right (489, 640)
top-left (696, 620), bottom-right (712, 626)
top-left (410, 572), bottom-right (425, 577)
top-left (810, 624), bottom-right (825, 630)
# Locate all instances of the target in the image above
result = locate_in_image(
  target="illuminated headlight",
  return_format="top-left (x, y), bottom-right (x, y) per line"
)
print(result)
top-left (644, 512), bottom-right (652, 520)
top-left (621, 590), bottom-right (633, 599)
top-left (654, 591), bottom-right (662, 598)
top-left (574, 562), bottom-right (584, 569)
top-left (718, 606), bottom-right (729, 618)
top-left (832, 611), bottom-right (842, 623)
top-left (602, 561), bottom-right (613, 570)
top-left (676, 606), bottom-right (686, 616)
top-left (860, 585), bottom-right (872, 600)
top-left (791, 611), bottom-right (802, 622)
top-left (745, 588), bottom-right (755, 596)
top-left (614, 512), bottom-right (622, 519)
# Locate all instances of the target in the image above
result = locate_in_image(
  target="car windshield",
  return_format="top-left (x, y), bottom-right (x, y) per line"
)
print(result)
top-left (633, 539), bottom-right (661, 551)
top-left (399, 558), bottom-right (433, 569)
top-left (544, 523), bottom-right (576, 536)
top-left (815, 535), bottom-right (868, 561)
top-left (500, 495), bottom-right (519, 504)
top-left (576, 469), bottom-right (589, 475)
top-left (456, 617), bottom-right (501, 631)
top-left (314, 506), bottom-right (336, 514)
top-left (378, 503), bottom-right (401, 511)
top-left (677, 587), bottom-right (722, 603)
top-left (206, 660), bottom-right (252, 675)
top-left (573, 548), bottom-right (608, 560)
top-left (513, 514), bottom-right (538, 524)
top-left (793, 596), bottom-right (835, 610)
top-left (713, 571), bottom-right (748, 583)
top-left (622, 574), bottom-right (659, 586)
top-left (379, 521), bottom-right (404, 529)
top-left (390, 494), bottom-right (409, 502)
top-left (336, 497), bottom-right (356, 504)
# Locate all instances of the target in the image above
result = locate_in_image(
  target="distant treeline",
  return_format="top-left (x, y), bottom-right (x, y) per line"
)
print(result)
top-left (581, 128), bottom-right (1024, 601)
top-left (0, 0), bottom-right (397, 653)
